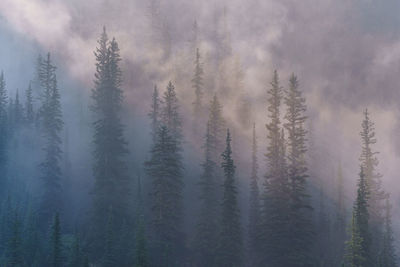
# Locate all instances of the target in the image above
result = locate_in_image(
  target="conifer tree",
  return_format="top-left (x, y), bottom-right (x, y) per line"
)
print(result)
top-left (25, 82), bottom-right (34, 123)
top-left (148, 85), bottom-right (161, 143)
top-left (359, 108), bottom-right (385, 262)
top-left (0, 72), bottom-right (7, 195)
top-left (161, 81), bottom-right (182, 143)
top-left (13, 90), bottom-right (23, 127)
top-left (68, 236), bottom-right (82, 267)
top-left (260, 70), bottom-right (290, 266)
top-left (50, 213), bottom-right (62, 267)
top-left (284, 73), bottom-right (313, 265)
top-left (334, 163), bottom-right (347, 265)
top-left (192, 48), bottom-right (204, 119)
top-left (37, 53), bottom-right (63, 224)
top-left (379, 197), bottom-right (397, 267)
top-left (91, 27), bottom-right (130, 258)
top-left (208, 94), bottom-right (225, 167)
top-left (217, 129), bottom-right (242, 267)
top-left (145, 126), bottom-right (184, 266)
top-left (104, 208), bottom-right (115, 267)
top-left (248, 123), bottom-right (260, 265)
top-left (195, 123), bottom-right (219, 266)
top-left (345, 168), bottom-right (370, 266)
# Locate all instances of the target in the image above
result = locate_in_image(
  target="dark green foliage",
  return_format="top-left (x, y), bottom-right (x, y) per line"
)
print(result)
top-left (37, 53), bottom-right (63, 224)
top-left (90, 27), bottom-right (130, 259)
top-left (217, 129), bottom-right (242, 267)
top-left (345, 211), bottom-right (365, 267)
top-left (145, 126), bottom-right (184, 266)
top-left (50, 213), bottom-right (62, 267)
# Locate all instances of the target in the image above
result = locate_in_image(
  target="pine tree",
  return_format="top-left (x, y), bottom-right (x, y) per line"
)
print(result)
top-left (145, 126), bottom-right (184, 266)
top-left (195, 123), bottom-right (219, 266)
top-left (37, 53), bottom-right (63, 224)
top-left (360, 108), bottom-right (385, 263)
top-left (379, 197), bottom-right (397, 267)
top-left (0, 72), bottom-right (7, 196)
top-left (345, 167), bottom-right (370, 266)
top-left (345, 211), bottom-right (365, 267)
top-left (161, 81), bottom-right (182, 143)
top-left (91, 27), bottom-right (130, 259)
top-left (50, 213), bottom-right (62, 267)
top-left (284, 73), bottom-right (313, 265)
top-left (25, 82), bottom-right (34, 123)
top-left (208, 94), bottom-right (225, 166)
top-left (248, 123), bottom-right (260, 265)
top-left (260, 70), bottom-right (290, 266)
top-left (148, 85), bottom-right (161, 143)
top-left (217, 129), bottom-right (242, 267)
top-left (192, 48), bottom-right (204, 119)
top-left (6, 210), bottom-right (23, 267)
top-left (13, 90), bottom-right (23, 127)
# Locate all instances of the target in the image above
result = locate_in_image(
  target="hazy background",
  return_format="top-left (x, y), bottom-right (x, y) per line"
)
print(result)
top-left (0, 0), bottom-right (399, 249)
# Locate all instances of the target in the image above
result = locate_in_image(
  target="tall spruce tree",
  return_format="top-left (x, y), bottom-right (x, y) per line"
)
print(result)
top-left (148, 85), bottom-right (161, 143)
top-left (0, 72), bottom-right (7, 196)
top-left (13, 90), bottom-right (23, 127)
top-left (25, 82), bottom-right (34, 123)
top-left (208, 94), bottom-right (225, 169)
top-left (195, 123), bottom-right (219, 266)
top-left (90, 27), bottom-right (130, 259)
top-left (379, 197), bottom-right (397, 267)
top-left (37, 53), bottom-right (63, 224)
top-left (345, 167), bottom-right (370, 266)
top-left (248, 123), bottom-right (260, 265)
top-left (360, 108), bottom-right (385, 263)
top-left (284, 73), bottom-right (313, 265)
top-left (145, 126), bottom-right (184, 266)
top-left (161, 81), bottom-right (182, 143)
top-left (192, 48), bottom-right (204, 119)
top-left (217, 129), bottom-right (242, 267)
top-left (260, 70), bottom-right (290, 266)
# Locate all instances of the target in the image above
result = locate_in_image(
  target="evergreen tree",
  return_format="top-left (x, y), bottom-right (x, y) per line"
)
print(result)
top-left (148, 85), bottom-right (161, 143)
top-left (208, 94), bottom-right (225, 168)
top-left (68, 236), bottom-right (82, 267)
top-left (161, 81), bottom-right (182, 143)
top-left (0, 72), bottom-right (8, 195)
top-left (195, 123), bottom-right (219, 266)
top-left (284, 73), bottom-right (313, 265)
top-left (6, 210), bottom-right (23, 267)
top-left (90, 27), bottom-right (130, 259)
top-left (260, 70), bottom-right (290, 266)
top-left (104, 207), bottom-right (115, 267)
top-left (50, 213), bottom-right (62, 267)
top-left (13, 90), bottom-right (23, 127)
top-left (37, 53), bottom-right (63, 224)
top-left (217, 129), bottom-right (242, 267)
top-left (345, 211), bottom-right (365, 267)
top-left (248, 123), bottom-right (260, 265)
top-left (23, 207), bottom-right (39, 266)
top-left (25, 82), bottom-right (34, 123)
top-left (145, 126), bottom-right (184, 266)
top-left (345, 168), bottom-right (370, 266)
top-left (360, 108), bottom-right (385, 263)
top-left (192, 48), bottom-right (204, 119)
top-left (379, 197), bottom-right (397, 267)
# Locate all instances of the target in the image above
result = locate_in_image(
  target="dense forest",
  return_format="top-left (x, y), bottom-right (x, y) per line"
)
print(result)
top-left (0, 0), bottom-right (399, 266)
